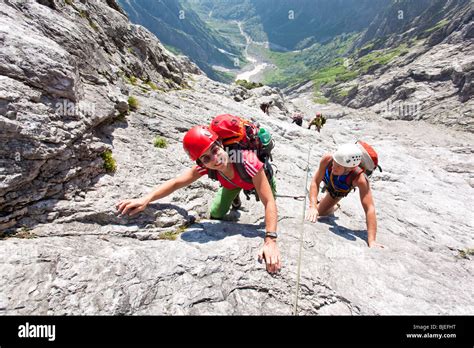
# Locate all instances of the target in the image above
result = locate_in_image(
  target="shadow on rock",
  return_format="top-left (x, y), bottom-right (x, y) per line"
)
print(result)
top-left (318, 216), bottom-right (367, 243)
top-left (108, 202), bottom-right (193, 227)
top-left (181, 220), bottom-right (266, 243)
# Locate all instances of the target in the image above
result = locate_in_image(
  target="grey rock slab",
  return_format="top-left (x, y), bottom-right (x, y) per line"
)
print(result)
top-left (1, 0), bottom-right (473, 315)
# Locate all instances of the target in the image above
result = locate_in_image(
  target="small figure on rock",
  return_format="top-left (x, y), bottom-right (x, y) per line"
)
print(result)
top-left (308, 112), bottom-right (326, 132)
top-left (291, 113), bottom-right (304, 127)
top-left (305, 143), bottom-right (384, 248)
top-left (259, 100), bottom-right (273, 115)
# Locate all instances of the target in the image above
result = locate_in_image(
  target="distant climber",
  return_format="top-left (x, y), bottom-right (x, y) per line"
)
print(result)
top-left (291, 113), bottom-right (304, 127)
top-left (260, 100), bottom-right (273, 115)
top-left (308, 112), bottom-right (326, 132)
top-left (116, 123), bottom-right (281, 274)
top-left (305, 143), bottom-right (384, 248)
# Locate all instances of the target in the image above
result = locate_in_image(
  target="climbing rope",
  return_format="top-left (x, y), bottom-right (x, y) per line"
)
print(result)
top-left (293, 144), bottom-right (312, 315)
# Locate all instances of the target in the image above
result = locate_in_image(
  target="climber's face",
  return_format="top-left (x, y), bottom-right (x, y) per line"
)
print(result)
top-left (332, 161), bottom-right (349, 176)
top-left (199, 143), bottom-right (228, 170)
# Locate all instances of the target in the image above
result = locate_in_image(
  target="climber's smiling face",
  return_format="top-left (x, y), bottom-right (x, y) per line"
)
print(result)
top-left (199, 143), bottom-right (228, 170)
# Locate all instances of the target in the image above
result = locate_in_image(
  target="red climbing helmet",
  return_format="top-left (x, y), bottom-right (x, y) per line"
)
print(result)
top-left (183, 125), bottom-right (218, 161)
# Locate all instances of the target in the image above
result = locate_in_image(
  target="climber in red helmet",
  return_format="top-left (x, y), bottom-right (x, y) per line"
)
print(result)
top-left (116, 125), bottom-right (281, 274)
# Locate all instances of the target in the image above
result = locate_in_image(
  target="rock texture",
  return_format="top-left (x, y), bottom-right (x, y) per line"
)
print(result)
top-left (325, 1), bottom-right (474, 131)
top-left (0, 0), bottom-right (198, 230)
top-left (0, 0), bottom-right (473, 315)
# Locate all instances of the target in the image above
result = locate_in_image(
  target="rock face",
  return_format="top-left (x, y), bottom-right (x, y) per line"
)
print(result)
top-left (330, 1), bottom-right (474, 132)
top-left (117, 0), bottom-right (240, 82)
top-left (0, 0), bottom-right (473, 315)
top-left (0, 0), bottom-right (198, 230)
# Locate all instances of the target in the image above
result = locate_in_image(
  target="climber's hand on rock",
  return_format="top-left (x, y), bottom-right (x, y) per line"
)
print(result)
top-left (258, 238), bottom-right (281, 274)
top-left (116, 198), bottom-right (148, 216)
top-left (305, 207), bottom-right (319, 223)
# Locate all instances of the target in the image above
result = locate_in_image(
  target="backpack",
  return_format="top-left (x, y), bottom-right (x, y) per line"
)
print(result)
top-left (356, 140), bottom-right (382, 177)
top-left (207, 114), bottom-right (275, 200)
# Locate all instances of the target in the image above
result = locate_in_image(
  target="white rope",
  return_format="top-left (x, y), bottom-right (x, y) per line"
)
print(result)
top-left (293, 144), bottom-right (312, 315)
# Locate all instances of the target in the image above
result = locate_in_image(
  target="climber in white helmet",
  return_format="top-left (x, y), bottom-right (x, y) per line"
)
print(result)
top-left (305, 143), bottom-right (384, 248)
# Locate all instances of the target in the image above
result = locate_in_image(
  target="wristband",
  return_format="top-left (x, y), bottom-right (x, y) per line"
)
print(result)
top-left (265, 232), bottom-right (278, 239)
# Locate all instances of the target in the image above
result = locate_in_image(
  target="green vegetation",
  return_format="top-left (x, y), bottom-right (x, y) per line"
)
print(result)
top-left (127, 96), bottom-right (139, 111)
top-left (126, 75), bottom-right (138, 85)
top-left (425, 19), bottom-right (450, 34)
top-left (0, 227), bottom-right (37, 240)
top-left (262, 34), bottom-right (358, 88)
top-left (89, 21), bottom-right (99, 31)
top-left (159, 226), bottom-right (188, 241)
top-left (163, 44), bottom-right (183, 55)
top-left (309, 43), bottom-right (409, 100)
top-left (313, 93), bottom-right (329, 105)
top-left (78, 9), bottom-right (98, 31)
top-left (14, 227), bottom-right (37, 239)
top-left (236, 79), bottom-right (263, 90)
top-left (311, 60), bottom-right (358, 86)
top-left (101, 150), bottom-right (117, 173)
top-left (355, 44), bottom-right (408, 73)
top-left (458, 248), bottom-right (474, 259)
top-left (146, 80), bottom-right (158, 91)
top-left (214, 71), bottom-right (236, 84)
top-left (360, 42), bottom-right (375, 51)
top-left (153, 137), bottom-right (168, 149)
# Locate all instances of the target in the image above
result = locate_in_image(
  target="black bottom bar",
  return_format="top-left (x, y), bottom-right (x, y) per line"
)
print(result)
top-left (0, 315), bottom-right (472, 346)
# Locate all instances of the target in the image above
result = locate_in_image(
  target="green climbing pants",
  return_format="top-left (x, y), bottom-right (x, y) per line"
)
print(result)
top-left (209, 177), bottom-right (277, 219)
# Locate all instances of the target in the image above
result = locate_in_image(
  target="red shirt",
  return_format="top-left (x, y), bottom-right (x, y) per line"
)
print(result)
top-left (195, 150), bottom-right (263, 190)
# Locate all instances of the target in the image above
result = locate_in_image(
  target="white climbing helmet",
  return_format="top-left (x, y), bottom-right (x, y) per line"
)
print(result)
top-left (333, 143), bottom-right (362, 168)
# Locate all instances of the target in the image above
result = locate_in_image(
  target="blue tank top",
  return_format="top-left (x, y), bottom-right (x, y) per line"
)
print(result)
top-left (323, 167), bottom-right (352, 193)
top-left (323, 161), bottom-right (362, 197)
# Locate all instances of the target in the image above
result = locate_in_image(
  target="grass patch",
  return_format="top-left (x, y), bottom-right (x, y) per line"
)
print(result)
top-left (128, 96), bottom-right (139, 111)
top-left (163, 44), bottom-right (183, 56)
top-left (153, 137), bottom-right (168, 149)
top-left (214, 70), bottom-right (235, 84)
top-left (146, 81), bottom-right (158, 91)
top-left (101, 150), bottom-right (117, 173)
top-left (89, 21), bottom-right (99, 31)
top-left (261, 33), bottom-right (358, 88)
top-left (310, 43), bottom-right (409, 98)
top-left (14, 228), bottom-right (37, 239)
top-left (425, 19), bottom-right (450, 34)
top-left (126, 75), bottom-right (138, 85)
top-left (235, 79), bottom-right (263, 90)
top-left (78, 9), bottom-right (98, 31)
top-left (313, 95), bottom-right (329, 104)
top-left (159, 226), bottom-right (187, 241)
top-left (458, 248), bottom-right (474, 259)
top-left (0, 227), bottom-right (37, 240)
top-left (355, 44), bottom-right (408, 73)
